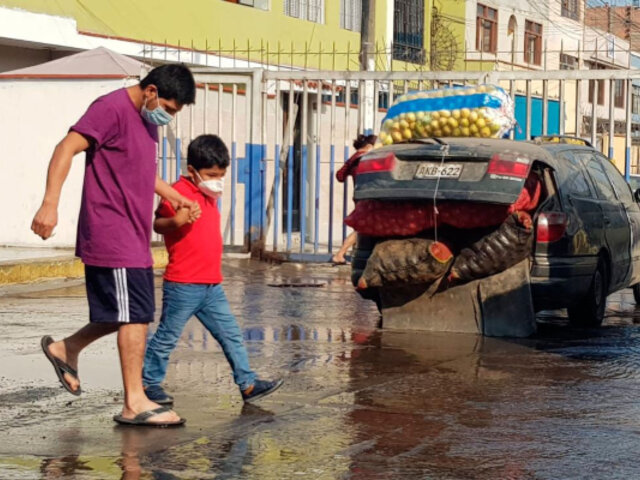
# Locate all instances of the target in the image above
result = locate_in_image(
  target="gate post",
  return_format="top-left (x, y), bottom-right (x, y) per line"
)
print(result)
top-left (245, 69), bottom-right (266, 255)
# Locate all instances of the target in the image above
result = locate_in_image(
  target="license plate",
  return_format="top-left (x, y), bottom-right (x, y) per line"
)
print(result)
top-left (414, 162), bottom-right (463, 179)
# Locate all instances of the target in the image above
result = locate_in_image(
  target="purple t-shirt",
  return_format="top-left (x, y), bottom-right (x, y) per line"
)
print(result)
top-left (71, 88), bottom-right (158, 268)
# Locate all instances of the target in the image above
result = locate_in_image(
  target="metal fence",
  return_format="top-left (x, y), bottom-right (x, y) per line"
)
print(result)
top-left (157, 68), bottom-right (640, 259)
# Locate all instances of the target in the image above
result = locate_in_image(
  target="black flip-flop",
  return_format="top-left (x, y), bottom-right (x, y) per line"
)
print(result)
top-left (41, 335), bottom-right (81, 396)
top-left (113, 406), bottom-right (186, 427)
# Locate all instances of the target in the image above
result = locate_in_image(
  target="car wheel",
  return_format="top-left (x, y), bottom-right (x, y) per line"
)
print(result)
top-left (633, 284), bottom-right (640, 304)
top-left (568, 256), bottom-right (608, 327)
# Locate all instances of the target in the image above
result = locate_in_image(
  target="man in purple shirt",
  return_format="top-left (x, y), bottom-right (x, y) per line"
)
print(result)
top-left (32, 63), bottom-right (198, 427)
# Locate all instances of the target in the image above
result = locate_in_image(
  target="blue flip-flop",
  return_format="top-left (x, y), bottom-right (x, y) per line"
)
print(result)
top-left (41, 335), bottom-right (81, 396)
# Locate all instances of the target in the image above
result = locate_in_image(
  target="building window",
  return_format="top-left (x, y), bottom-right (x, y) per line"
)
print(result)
top-left (615, 80), bottom-right (625, 108)
top-left (561, 0), bottom-right (578, 20)
top-left (524, 20), bottom-right (542, 65)
top-left (633, 85), bottom-right (640, 115)
top-left (341, 0), bottom-right (361, 32)
top-left (560, 54), bottom-right (577, 70)
top-left (607, 34), bottom-right (615, 59)
top-left (393, 0), bottom-right (425, 64)
top-left (476, 4), bottom-right (498, 54)
top-left (224, 0), bottom-right (268, 9)
top-left (507, 15), bottom-right (517, 62)
top-left (588, 62), bottom-right (605, 106)
top-left (285, 0), bottom-right (324, 23)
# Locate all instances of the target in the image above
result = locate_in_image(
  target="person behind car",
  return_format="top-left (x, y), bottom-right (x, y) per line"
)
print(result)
top-left (332, 133), bottom-right (377, 265)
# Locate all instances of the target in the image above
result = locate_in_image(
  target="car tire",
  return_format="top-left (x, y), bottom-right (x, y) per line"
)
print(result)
top-left (568, 256), bottom-right (608, 328)
top-left (633, 284), bottom-right (640, 305)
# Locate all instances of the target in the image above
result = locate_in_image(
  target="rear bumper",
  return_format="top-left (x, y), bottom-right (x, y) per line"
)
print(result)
top-left (530, 256), bottom-right (597, 310)
top-left (353, 236), bottom-right (599, 311)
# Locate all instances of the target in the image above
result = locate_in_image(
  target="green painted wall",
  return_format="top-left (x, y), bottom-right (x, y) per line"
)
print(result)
top-left (2, 0), bottom-right (472, 73)
top-left (433, 0), bottom-right (467, 71)
top-left (1, 0), bottom-right (364, 70)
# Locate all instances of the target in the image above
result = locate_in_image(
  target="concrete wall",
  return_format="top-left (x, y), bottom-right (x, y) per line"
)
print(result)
top-left (546, 0), bottom-right (583, 71)
top-left (464, 0), bottom-right (548, 71)
top-left (0, 44), bottom-right (71, 73)
top-left (0, 78), bottom-right (135, 247)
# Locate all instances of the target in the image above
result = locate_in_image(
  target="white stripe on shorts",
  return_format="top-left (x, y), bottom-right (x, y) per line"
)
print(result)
top-left (114, 268), bottom-right (130, 323)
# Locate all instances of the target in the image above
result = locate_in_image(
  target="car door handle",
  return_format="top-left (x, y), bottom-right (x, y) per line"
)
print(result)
top-left (604, 217), bottom-right (611, 225)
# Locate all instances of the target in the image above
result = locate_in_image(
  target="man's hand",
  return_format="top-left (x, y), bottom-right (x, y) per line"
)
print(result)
top-left (31, 132), bottom-right (90, 241)
top-left (186, 202), bottom-right (201, 223)
top-left (171, 201), bottom-right (201, 229)
top-left (31, 202), bottom-right (58, 240)
top-left (171, 197), bottom-right (201, 221)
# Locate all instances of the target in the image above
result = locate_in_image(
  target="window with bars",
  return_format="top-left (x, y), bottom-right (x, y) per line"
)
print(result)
top-left (560, 54), bottom-right (578, 70)
top-left (524, 20), bottom-right (542, 65)
top-left (476, 4), bottom-right (497, 54)
top-left (615, 80), bottom-right (625, 108)
top-left (340, 0), bottom-right (361, 32)
top-left (588, 62), bottom-right (606, 106)
top-left (285, 0), bottom-right (324, 23)
top-left (224, 0), bottom-right (269, 9)
top-left (633, 85), bottom-right (640, 114)
top-left (393, 0), bottom-right (425, 64)
top-left (561, 0), bottom-right (578, 20)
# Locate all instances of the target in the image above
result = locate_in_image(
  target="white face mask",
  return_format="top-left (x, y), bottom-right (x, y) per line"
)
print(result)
top-left (195, 171), bottom-right (224, 198)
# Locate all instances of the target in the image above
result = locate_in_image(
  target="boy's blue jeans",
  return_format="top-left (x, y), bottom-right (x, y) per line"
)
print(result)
top-left (143, 281), bottom-right (256, 391)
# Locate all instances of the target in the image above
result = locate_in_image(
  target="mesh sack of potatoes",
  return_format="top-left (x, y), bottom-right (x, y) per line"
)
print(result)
top-left (357, 239), bottom-right (454, 289)
top-left (378, 84), bottom-right (515, 145)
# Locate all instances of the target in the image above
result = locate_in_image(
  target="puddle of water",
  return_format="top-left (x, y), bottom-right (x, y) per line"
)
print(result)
top-left (4, 261), bottom-right (640, 478)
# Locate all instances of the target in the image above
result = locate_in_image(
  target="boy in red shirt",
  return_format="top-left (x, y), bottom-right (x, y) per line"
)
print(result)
top-left (142, 134), bottom-right (283, 405)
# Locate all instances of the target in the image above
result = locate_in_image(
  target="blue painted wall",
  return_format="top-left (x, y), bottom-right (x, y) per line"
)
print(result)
top-left (513, 95), bottom-right (561, 140)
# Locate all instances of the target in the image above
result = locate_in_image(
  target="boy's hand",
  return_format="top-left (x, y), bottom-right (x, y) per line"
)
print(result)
top-left (173, 205), bottom-right (191, 228)
top-left (172, 201), bottom-right (201, 228)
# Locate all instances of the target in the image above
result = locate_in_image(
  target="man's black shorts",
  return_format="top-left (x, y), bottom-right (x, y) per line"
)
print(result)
top-left (85, 265), bottom-right (155, 324)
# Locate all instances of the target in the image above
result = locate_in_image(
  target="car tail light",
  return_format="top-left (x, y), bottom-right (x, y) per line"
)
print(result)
top-left (536, 212), bottom-right (567, 243)
top-left (487, 154), bottom-right (530, 178)
top-left (356, 154), bottom-right (396, 174)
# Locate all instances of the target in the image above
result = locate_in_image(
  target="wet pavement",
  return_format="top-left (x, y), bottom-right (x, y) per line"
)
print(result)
top-left (2, 259), bottom-right (640, 478)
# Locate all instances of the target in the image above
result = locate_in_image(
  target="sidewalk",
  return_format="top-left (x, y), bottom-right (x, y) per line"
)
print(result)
top-left (0, 245), bottom-right (255, 285)
top-left (0, 245), bottom-right (256, 285)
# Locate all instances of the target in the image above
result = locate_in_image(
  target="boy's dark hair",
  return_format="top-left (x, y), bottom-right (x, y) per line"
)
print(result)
top-left (140, 64), bottom-right (196, 105)
top-left (353, 134), bottom-right (377, 150)
top-left (187, 135), bottom-right (230, 170)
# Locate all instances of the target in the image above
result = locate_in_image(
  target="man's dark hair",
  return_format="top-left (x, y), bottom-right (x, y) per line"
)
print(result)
top-left (140, 64), bottom-right (196, 105)
top-left (353, 134), bottom-right (377, 150)
top-left (187, 135), bottom-right (230, 170)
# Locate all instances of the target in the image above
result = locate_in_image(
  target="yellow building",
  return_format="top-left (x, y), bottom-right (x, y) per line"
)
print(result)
top-left (0, 0), bottom-right (468, 73)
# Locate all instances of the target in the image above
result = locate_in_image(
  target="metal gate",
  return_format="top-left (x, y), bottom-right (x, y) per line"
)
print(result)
top-left (159, 68), bottom-right (640, 260)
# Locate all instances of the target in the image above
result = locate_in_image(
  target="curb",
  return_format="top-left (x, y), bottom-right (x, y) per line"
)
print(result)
top-left (0, 248), bottom-right (169, 285)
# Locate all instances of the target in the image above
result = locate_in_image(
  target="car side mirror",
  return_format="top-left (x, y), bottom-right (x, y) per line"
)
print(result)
top-left (634, 188), bottom-right (640, 203)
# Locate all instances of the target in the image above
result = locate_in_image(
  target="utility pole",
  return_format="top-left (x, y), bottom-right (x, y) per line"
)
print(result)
top-left (360, 0), bottom-right (376, 134)
top-left (360, 0), bottom-right (376, 72)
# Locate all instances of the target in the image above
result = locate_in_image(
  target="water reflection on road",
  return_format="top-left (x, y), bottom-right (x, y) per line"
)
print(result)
top-left (2, 260), bottom-right (640, 479)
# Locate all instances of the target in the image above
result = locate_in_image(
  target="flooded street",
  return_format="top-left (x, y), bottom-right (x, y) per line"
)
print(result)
top-left (2, 259), bottom-right (640, 478)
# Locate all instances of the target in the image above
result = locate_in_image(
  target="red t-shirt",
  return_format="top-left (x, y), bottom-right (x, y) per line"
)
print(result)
top-left (157, 176), bottom-right (223, 284)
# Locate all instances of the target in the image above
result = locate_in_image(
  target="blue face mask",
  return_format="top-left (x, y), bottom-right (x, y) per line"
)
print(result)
top-left (141, 91), bottom-right (173, 126)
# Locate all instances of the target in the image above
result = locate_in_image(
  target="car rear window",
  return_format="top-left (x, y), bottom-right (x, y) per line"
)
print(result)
top-left (579, 153), bottom-right (617, 202)
top-left (598, 154), bottom-right (634, 204)
top-left (557, 151), bottom-right (595, 199)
